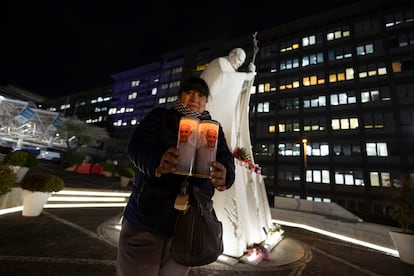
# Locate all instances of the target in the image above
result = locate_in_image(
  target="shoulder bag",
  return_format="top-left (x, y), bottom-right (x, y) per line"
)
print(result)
top-left (170, 181), bottom-right (223, 266)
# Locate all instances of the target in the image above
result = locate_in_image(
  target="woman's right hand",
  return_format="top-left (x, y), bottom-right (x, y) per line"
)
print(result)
top-left (155, 147), bottom-right (179, 177)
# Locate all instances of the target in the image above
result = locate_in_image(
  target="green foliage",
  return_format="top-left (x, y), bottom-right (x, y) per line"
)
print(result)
top-left (21, 173), bottom-right (65, 193)
top-left (0, 163), bottom-right (17, 196)
top-left (389, 175), bottom-right (414, 233)
top-left (232, 147), bottom-right (251, 161)
top-left (60, 150), bottom-right (86, 166)
top-left (2, 151), bottom-right (38, 168)
top-left (100, 162), bottom-right (115, 172)
top-left (116, 166), bottom-right (136, 178)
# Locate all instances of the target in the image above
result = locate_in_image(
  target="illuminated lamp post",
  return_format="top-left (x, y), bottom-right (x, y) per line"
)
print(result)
top-left (302, 138), bottom-right (308, 167)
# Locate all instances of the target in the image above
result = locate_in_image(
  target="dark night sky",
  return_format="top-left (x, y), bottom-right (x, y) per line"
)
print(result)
top-left (2, 0), bottom-right (356, 99)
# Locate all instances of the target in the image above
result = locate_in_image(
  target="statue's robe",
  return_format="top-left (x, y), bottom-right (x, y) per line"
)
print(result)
top-left (201, 57), bottom-right (273, 258)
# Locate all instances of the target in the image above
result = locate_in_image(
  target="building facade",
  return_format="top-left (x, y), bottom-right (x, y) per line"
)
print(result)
top-left (41, 85), bottom-right (113, 129)
top-left (247, 0), bottom-right (414, 219)
top-left (105, 0), bottom-right (414, 219)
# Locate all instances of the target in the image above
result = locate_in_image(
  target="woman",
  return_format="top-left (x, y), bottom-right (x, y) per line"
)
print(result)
top-left (116, 76), bottom-right (235, 276)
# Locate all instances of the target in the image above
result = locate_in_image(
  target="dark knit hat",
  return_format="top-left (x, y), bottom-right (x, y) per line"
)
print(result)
top-left (181, 77), bottom-right (210, 98)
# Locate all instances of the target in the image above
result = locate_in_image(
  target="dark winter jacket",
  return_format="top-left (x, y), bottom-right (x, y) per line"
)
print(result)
top-left (123, 107), bottom-right (235, 237)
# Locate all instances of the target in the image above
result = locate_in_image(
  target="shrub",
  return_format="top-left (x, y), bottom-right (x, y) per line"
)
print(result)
top-left (2, 151), bottom-right (38, 168)
top-left (0, 163), bottom-right (16, 196)
top-left (21, 173), bottom-right (65, 193)
top-left (116, 166), bottom-right (136, 178)
top-left (100, 161), bottom-right (116, 172)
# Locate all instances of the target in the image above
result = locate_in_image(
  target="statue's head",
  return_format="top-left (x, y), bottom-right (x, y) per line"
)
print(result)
top-left (228, 48), bottom-right (246, 70)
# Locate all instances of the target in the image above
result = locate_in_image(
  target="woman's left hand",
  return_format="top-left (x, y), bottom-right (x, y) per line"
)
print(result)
top-left (210, 161), bottom-right (227, 191)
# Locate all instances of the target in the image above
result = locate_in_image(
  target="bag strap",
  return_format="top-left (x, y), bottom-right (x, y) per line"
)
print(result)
top-left (180, 177), bottom-right (190, 196)
top-left (174, 177), bottom-right (191, 212)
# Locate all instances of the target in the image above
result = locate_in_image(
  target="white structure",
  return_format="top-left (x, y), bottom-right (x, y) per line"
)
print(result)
top-left (201, 47), bottom-right (274, 258)
top-left (0, 96), bottom-right (61, 147)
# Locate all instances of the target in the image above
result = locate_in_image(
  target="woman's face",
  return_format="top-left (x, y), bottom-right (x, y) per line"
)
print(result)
top-left (180, 89), bottom-right (206, 113)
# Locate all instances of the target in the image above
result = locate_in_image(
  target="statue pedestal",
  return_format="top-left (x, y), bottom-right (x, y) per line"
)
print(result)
top-left (212, 160), bottom-right (273, 258)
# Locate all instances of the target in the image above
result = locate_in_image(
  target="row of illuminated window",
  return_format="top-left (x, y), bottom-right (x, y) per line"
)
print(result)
top-left (279, 43), bottom-right (374, 71)
top-left (261, 8), bottom-right (413, 57)
top-left (257, 111), bottom-right (414, 135)
top-left (262, 30), bottom-right (413, 74)
top-left (113, 120), bottom-right (128, 127)
top-left (112, 117), bottom-right (148, 127)
top-left (280, 27), bottom-right (351, 53)
top-left (108, 94), bottom-right (178, 116)
top-left (277, 168), bottom-right (394, 187)
top-left (94, 107), bottom-right (108, 113)
top-left (256, 64), bottom-right (389, 93)
top-left (385, 9), bottom-right (414, 28)
top-left (108, 107), bottom-right (134, 115)
top-left (127, 88), bottom-right (158, 100)
top-left (256, 142), bottom-right (388, 157)
top-left (49, 96), bottom-right (112, 112)
top-left (131, 80), bottom-right (140, 87)
top-left (158, 95), bottom-right (178, 104)
top-left (77, 96), bottom-right (112, 106)
top-left (275, 117), bottom-right (359, 132)
top-left (161, 67), bottom-right (183, 79)
top-left (265, 90), bottom-right (377, 112)
top-left (130, 78), bottom-right (160, 88)
top-left (161, 80), bottom-right (181, 90)
top-left (85, 116), bottom-right (104, 124)
top-left (282, 194), bottom-right (332, 203)
top-left (261, 82), bottom-right (414, 112)
top-left (275, 115), bottom-right (389, 132)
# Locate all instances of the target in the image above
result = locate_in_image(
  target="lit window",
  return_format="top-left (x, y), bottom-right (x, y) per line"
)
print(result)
top-left (337, 73), bottom-right (345, 81)
top-left (381, 172), bottom-right (391, 187)
top-left (392, 61), bottom-right (402, 72)
top-left (293, 81), bottom-right (300, 88)
top-left (335, 173), bottom-right (344, 184)
top-left (313, 170), bottom-right (321, 183)
top-left (345, 68), bottom-right (354, 80)
top-left (258, 84), bottom-right (265, 93)
top-left (378, 67), bottom-right (387, 75)
top-left (331, 119), bottom-right (340, 130)
top-left (370, 172), bottom-right (380, 186)
top-left (350, 118), bottom-right (359, 129)
top-left (131, 80), bottom-right (140, 87)
top-left (340, 118), bottom-right (349, 129)
top-left (335, 31), bottom-right (342, 39)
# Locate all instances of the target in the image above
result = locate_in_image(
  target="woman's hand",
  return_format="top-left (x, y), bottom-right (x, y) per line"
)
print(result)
top-left (210, 161), bottom-right (227, 191)
top-left (155, 147), bottom-right (179, 177)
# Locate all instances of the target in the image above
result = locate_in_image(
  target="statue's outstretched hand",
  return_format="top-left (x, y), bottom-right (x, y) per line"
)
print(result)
top-left (246, 72), bottom-right (256, 81)
top-left (248, 62), bottom-right (256, 73)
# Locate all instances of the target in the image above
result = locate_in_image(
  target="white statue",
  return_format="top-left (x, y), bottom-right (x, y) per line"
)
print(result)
top-left (201, 48), bottom-right (256, 161)
top-left (200, 40), bottom-right (274, 258)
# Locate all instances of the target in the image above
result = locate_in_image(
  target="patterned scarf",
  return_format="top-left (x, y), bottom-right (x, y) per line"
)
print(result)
top-left (172, 100), bottom-right (210, 120)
